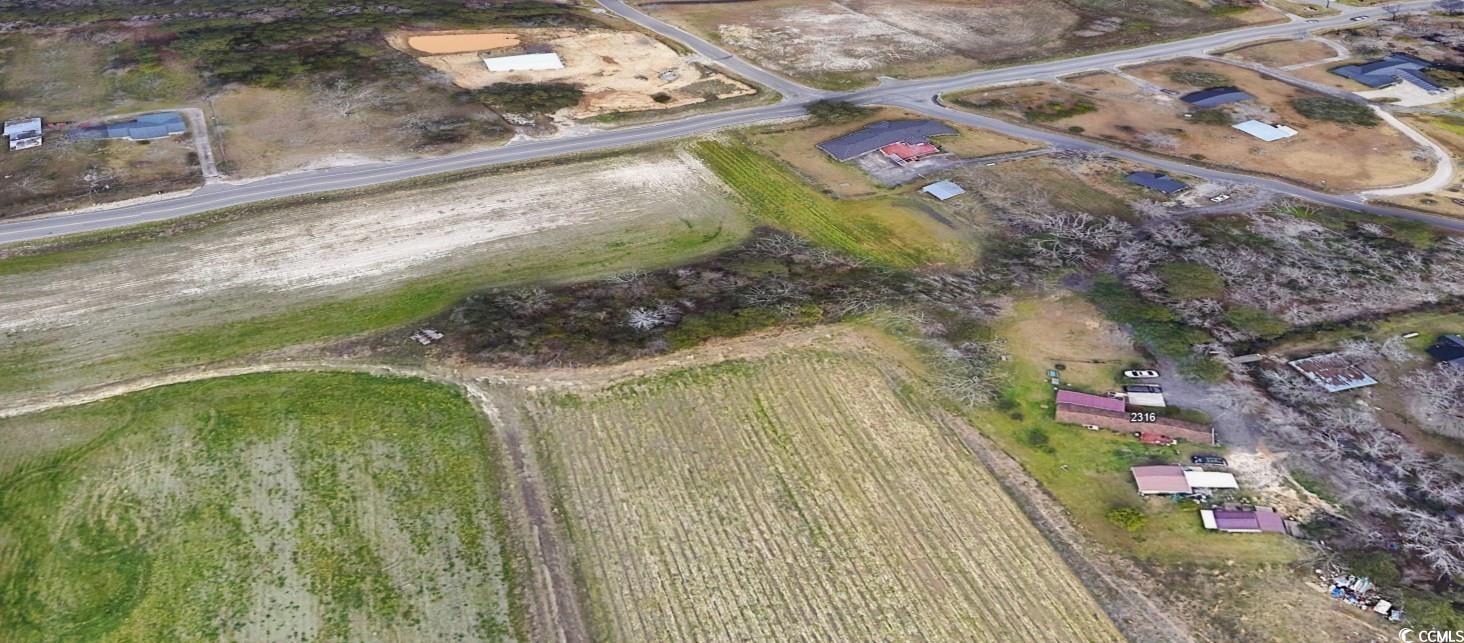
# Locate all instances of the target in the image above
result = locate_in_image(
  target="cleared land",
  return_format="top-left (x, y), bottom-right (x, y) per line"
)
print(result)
top-left (957, 58), bottom-right (1433, 191)
top-left (388, 28), bottom-right (753, 119)
top-left (1221, 39), bottom-right (1340, 68)
top-left (524, 346), bottom-right (1122, 641)
top-left (0, 372), bottom-right (520, 641)
top-left (0, 150), bottom-right (749, 405)
top-left (644, 0), bottom-right (1279, 89)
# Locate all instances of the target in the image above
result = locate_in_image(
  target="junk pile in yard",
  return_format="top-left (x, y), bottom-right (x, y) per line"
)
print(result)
top-left (1325, 574), bottom-right (1403, 622)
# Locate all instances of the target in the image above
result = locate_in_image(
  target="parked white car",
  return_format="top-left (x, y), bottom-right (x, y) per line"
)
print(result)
top-left (1124, 369), bottom-right (1161, 379)
top-left (1209, 194), bottom-right (1231, 203)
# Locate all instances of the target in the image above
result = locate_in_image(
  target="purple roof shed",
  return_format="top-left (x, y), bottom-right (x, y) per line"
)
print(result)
top-left (1056, 390), bottom-right (1127, 413)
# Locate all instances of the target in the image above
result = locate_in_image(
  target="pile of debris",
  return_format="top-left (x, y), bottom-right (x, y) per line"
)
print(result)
top-left (1325, 574), bottom-right (1402, 622)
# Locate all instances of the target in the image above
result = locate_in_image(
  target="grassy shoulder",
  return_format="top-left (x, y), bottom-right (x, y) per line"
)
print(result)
top-left (691, 139), bottom-right (975, 269)
top-left (0, 371), bottom-right (523, 641)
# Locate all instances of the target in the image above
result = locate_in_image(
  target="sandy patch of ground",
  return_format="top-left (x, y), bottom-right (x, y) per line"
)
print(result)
top-left (0, 151), bottom-right (743, 403)
top-left (1222, 39), bottom-right (1340, 68)
top-left (958, 59), bottom-right (1435, 191)
top-left (388, 28), bottom-right (752, 119)
top-left (404, 31), bottom-right (519, 54)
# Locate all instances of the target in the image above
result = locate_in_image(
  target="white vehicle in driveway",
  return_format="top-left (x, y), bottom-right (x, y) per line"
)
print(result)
top-left (1209, 194), bottom-right (1231, 203)
top-left (1124, 369), bottom-right (1161, 379)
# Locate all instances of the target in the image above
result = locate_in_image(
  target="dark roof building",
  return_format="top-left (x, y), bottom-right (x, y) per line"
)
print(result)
top-left (815, 120), bottom-right (957, 162)
top-left (1427, 335), bottom-right (1464, 366)
top-left (1126, 171), bottom-right (1190, 194)
top-left (1180, 86), bottom-right (1255, 108)
top-left (1332, 53), bottom-right (1444, 93)
top-left (72, 112), bottom-right (187, 141)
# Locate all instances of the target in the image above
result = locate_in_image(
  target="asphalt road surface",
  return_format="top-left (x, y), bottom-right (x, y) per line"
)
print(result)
top-left (3, 0), bottom-right (1454, 245)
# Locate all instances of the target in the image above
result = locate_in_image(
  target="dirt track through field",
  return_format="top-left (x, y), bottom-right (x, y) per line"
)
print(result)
top-left (0, 327), bottom-right (1204, 642)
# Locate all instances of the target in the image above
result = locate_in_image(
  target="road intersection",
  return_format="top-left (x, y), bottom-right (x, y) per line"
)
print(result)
top-left (1, 0), bottom-right (1456, 245)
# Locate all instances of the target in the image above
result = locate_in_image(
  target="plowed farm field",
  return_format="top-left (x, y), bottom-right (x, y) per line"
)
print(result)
top-left (526, 350), bottom-right (1121, 641)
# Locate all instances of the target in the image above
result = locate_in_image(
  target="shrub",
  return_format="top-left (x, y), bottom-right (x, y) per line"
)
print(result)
top-left (805, 99), bottom-right (872, 123)
top-left (1023, 99), bottom-right (1097, 123)
top-left (1188, 109), bottom-right (1232, 125)
top-left (1022, 427), bottom-right (1054, 453)
top-left (1224, 305), bottom-right (1290, 339)
top-left (1105, 507), bottom-right (1148, 532)
top-left (1169, 70), bottom-right (1231, 88)
top-left (1067, 125), bottom-right (1086, 133)
top-left (1157, 262), bottom-right (1226, 300)
top-left (1345, 551), bottom-right (1401, 587)
top-left (651, 92), bottom-right (672, 104)
top-left (1290, 96), bottom-right (1379, 126)
top-left (473, 83), bottom-right (584, 115)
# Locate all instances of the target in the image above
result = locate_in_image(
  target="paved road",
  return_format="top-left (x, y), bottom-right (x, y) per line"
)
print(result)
top-left (2, 0), bottom-right (1453, 245)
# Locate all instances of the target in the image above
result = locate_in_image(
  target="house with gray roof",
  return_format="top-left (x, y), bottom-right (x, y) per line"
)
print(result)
top-left (815, 120), bottom-right (957, 162)
top-left (1125, 171), bottom-right (1189, 194)
top-left (1180, 87), bottom-right (1254, 108)
top-left (1332, 53), bottom-right (1444, 93)
top-left (72, 112), bottom-right (187, 142)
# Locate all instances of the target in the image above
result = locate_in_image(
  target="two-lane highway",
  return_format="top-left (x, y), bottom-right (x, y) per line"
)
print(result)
top-left (3, 0), bottom-right (1456, 245)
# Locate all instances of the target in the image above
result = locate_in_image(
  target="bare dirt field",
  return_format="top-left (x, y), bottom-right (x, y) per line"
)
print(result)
top-left (211, 84), bottom-right (508, 178)
top-left (523, 344), bottom-right (1123, 641)
top-left (957, 58), bottom-right (1434, 191)
top-left (644, 0), bottom-right (1280, 88)
top-left (746, 107), bottom-right (1038, 198)
top-left (1222, 39), bottom-right (1340, 68)
top-left (0, 150), bottom-right (749, 405)
top-left (407, 32), bottom-right (521, 54)
top-left (388, 28), bottom-right (753, 119)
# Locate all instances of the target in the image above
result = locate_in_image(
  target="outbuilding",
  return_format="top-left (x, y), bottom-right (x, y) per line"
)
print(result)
top-left (1200, 507), bottom-right (1288, 533)
top-left (920, 180), bottom-right (965, 201)
top-left (1289, 353), bottom-right (1378, 393)
top-left (483, 52), bottom-right (565, 72)
top-left (1232, 120), bottom-right (1297, 142)
top-left (4, 117), bottom-right (42, 151)
top-left (1132, 465), bottom-right (1193, 495)
top-left (1426, 335), bottom-right (1464, 366)
top-left (1180, 87), bottom-right (1254, 108)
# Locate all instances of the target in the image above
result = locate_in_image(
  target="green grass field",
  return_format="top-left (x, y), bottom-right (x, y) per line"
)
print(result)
top-left (691, 140), bottom-right (972, 268)
top-left (0, 372), bottom-right (522, 641)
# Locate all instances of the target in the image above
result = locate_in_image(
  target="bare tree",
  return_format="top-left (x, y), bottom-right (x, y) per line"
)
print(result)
top-left (626, 307), bottom-right (671, 331)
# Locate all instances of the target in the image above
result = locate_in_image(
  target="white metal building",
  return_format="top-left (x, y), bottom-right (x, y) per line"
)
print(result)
top-left (1232, 120), bottom-right (1297, 142)
top-left (483, 52), bottom-right (565, 72)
